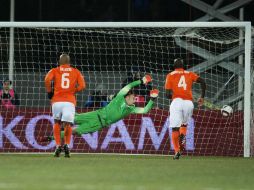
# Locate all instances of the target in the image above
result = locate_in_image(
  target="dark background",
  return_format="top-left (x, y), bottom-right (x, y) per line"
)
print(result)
top-left (0, 0), bottom-right (253, 22)
top-left (0, 0), bottom-right (252, 73)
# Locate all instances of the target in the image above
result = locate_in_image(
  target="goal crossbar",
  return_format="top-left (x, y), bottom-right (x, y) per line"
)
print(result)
top-left (0, 21), bottom-right (251, 28)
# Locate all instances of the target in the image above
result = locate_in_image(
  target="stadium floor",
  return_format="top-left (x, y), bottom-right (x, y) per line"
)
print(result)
top-left (0, 154), bottom-right (253, 190)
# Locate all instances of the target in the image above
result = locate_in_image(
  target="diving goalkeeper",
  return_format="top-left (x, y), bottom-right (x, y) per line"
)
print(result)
top-left (73, 75), bottom-right (158, 135)
top-left (47, 75), bottom-right (158, 139)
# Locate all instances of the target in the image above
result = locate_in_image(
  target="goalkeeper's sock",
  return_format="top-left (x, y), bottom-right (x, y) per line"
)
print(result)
top-left (172, 130), bottom-right (180, 153)
top-left (53, 123), bottom-right (61, 146)
top-left (179, 124), bottom-right (187, 136)
top-left (64, 125), bottom-right (72, 145)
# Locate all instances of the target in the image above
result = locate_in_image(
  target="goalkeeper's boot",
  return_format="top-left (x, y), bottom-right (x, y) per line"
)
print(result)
top-left (179, 134), bottom-right (186, 152)
top-left (63, 144), bottom-right (70, 158)
top-left (54, 146), bottom-right (62, 157)
top-left (173, 152), bottom-right (181, 160)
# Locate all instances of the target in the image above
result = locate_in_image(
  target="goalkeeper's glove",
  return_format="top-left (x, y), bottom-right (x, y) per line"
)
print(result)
top-left (142, 75), bottom-right (152, 85)
top-left (47, 92), bottom-right (54, 99)
top-left (150, 89), bottom-right (159, 99)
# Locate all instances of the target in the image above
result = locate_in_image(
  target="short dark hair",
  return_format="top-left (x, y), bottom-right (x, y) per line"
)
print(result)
top-left (124, 89), bottom-right (134, 98)
top-left (59, 53), bottom-right (70, 65)
top-left (173, 58), bottom-right (184, 69)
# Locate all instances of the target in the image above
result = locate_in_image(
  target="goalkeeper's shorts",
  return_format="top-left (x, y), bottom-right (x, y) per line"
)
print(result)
top-left (74, 111), bottom-right (105, 134)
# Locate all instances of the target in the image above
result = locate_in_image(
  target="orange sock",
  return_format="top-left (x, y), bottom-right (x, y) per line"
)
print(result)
top-left (53, 123), bottom-right (61, 146)
top-left (172, 130), bottom-right (180, 153)
top-left (180, 125), bottom-right (187, 136)
top-left (64, 125), bottom-right (72, 145)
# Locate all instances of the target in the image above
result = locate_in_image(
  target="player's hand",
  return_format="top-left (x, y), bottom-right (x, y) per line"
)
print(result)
top-left (150, 89), bottom-right (159, 98)
top-left (142, 75), bottom-right (152, 85)
top-left (47, 92), bottom-right (54, 99)
top-left (197, 97), bottom-right (204, 107)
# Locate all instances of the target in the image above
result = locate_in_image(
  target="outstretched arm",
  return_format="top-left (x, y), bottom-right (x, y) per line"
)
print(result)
top-left (133, 89), bottom-right (159, 114)
top-left (117, 75), bottom-right (152, 97)
top-left (117, 80), bottom-right (141, 96)
top-left (134, 100), bottom-right (154, 114)
top-left (165, 89), bottom-right (172, 99)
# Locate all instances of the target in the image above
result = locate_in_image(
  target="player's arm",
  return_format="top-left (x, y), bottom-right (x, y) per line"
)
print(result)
top-left (165, 89), bottom-right (172, 99)
top-left (44, 69), bottom-right (55, 99)
top-left (76, 70), bottom-right (86, 92)
top-left (134, 89), bottom-right (159, 114)
top-left (196, 77), bottom-right (206, 106)
top-left (117, 75), bottom-right (152, 96)
top-left (164, 74), bottom-right (172, 99)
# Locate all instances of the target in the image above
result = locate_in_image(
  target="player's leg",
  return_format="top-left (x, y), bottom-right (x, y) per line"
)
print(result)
top-left (53, 120), bottom-right (61, 146)
top-left (179, 124), bottom-right (187, 152)
top-left (180, 100), bottom-right (194, 151)
top-left (52, 102), bottom-right (63, 157)
top-left (169, 98), bottom-right (183, 159)
top-left (61, 102), bottom-right (75, 158)
top-left (47, 111), bottom-right (104, 140)
top-left (61, 121), bottom-right (72, 158)
top-left (53, 120), bottom-right (62, 157)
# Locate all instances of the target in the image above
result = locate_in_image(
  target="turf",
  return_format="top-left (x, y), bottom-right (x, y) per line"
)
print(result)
top-left (0, 154), bottom-right (253, 190)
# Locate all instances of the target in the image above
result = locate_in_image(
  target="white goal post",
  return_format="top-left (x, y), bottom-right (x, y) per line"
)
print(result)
top-left (0, 22), bottom-right (252, 157)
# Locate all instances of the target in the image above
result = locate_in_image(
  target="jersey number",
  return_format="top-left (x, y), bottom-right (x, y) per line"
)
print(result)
top-left (61, 73), bottom-right (70, 89)
top-left (178, 75), bottom-right (187, 90)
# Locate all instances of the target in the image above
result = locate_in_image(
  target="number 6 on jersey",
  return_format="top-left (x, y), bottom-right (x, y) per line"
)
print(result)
top-left (61, 73), bottom-right (70, 89)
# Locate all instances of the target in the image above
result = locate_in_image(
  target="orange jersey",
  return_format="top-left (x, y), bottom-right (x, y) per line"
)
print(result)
top-left (44, 64), bottom-right (86, 106)
top-left (164, 68), bottom-right (199, 100)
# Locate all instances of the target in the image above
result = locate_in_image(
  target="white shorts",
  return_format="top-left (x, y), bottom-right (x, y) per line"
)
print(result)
top-left (52, 102), bottom-right (75, 123)
top-left (169, 98), bottom-right (194, 128)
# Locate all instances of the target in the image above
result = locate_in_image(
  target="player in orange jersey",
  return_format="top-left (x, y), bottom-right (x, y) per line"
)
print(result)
top-left (165, 58), bottom-right (206, 160)
top-left (45, 54), bottom-right (86, 157)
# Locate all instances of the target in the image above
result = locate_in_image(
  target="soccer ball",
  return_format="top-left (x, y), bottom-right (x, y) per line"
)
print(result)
top-left (221, 105), bottom-right (233, 117)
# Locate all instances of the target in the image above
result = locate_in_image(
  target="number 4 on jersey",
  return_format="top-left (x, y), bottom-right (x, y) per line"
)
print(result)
top-left (178, 75), bottom-right (187, 90)
top-left (61, 73), bottom-right (70, 89)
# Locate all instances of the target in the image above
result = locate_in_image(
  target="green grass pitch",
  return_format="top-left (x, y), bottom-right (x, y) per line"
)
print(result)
top-left (0, 154), bottom-right (253, 190)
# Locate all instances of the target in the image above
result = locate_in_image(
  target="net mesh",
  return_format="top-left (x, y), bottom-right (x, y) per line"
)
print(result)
top-left (0, 25), bottom-right (252, 156)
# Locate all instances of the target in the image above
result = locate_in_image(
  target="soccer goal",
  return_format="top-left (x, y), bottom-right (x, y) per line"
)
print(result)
top-left (0, 22), bottom-right (252, 157)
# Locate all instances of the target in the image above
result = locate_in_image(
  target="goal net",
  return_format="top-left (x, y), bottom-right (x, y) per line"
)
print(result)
top-left (0, 22), bottom-right (252, 157)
